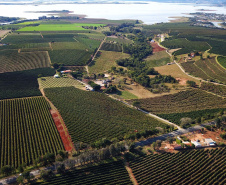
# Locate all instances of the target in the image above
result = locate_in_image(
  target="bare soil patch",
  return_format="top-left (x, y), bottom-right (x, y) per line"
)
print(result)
top-left (0, 30), bottom-right (10, 38)
top-left (151, 42), bottom-right (166, 53)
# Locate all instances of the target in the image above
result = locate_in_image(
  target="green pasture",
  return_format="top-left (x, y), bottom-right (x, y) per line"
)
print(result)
top-left (18, 23), bottom-right (105, 31)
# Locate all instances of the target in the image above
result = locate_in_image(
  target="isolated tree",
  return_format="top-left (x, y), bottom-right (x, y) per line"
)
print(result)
top-left (109, 144), bottom-right (118, 157)
top-left (57, 164), bottom-right (65, 174)
top-left (167, 137), bottom-right (174, 145)
top-left (152, 142), bottom-right (157, 150)
top-left (16, 175), bottom-right (24, 184)
top-left (156, 140), bottom-right (162, 149)
top-left (18, 165), bottom-right (24, 173)
top-left (40, 170), bottom-right (55, 182)
top-left (132, 101), bottom-right (140, 108)
top-left (180, 117), bottom-right (193, 128)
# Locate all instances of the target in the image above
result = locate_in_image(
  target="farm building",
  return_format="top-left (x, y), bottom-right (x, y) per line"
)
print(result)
top-left (54, 74), bottom-right (60, 78)
top-left (85, 85), bottom-right (94, 91)
top-left (191, 141), bottom-right (202, 148)
top-left (205, 138), bottom-right (216, 146)
top-left (173, 145), bottom-right (182, 150)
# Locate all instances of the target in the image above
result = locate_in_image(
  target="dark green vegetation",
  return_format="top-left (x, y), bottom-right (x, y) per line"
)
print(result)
top-left (0, 50), bottom-right (50, 73)
top-left (0, 16), bottom-right (19, 23)
top-left (144, 22), bottom-right (226, 56)
top-left (181, 57), bottom-right (226, 84)
top-left (159, 108), bottom-right (226, 125)
top-left (0, 97), bottom-right (64, 168)
top-left (200, 82), bottom-right (226, 97)
top-left (44, 87), bottom-right (167, 144)
top-left (128, 89), bottom-right (226, 114)
top-left (161, 38), bottom-right (210, 55)
top-left (0, 68), bottom-right (55, 100)
top-left (37, 160), bottom-right (131, 185)
top-left (130, 148), bottom-right (226, 185)
top-left (218, 56), bottom-right (226, 68)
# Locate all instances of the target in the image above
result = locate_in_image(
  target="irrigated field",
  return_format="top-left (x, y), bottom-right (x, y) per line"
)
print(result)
top-left (181, 57), bottom-right (226, 84)
top-left (38, 76), bottom-right (84, 89)
top-left (44, 87), bottom-right (166, 144)
top-left (0, 97), bottom-right (64, 168)
top-left (88, 50), bottom-right (130, 74)
top-left (128, 89), bottom-right (226, 114)
top-left (37, 160), bottom-right (132, 185)
top-left (0, 68), bottom-right (55, 100)
top-left (130, 148), bottom-right (226, 185)
top-left (0, 50), bottom-right (51, 73)
top-left (17, 23), bottom-right (105, 32)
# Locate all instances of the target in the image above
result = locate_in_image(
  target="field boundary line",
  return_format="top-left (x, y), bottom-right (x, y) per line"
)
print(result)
top-left (125, 162), bottom-right (139, 185)
top-left (107, 94), bottom-right (182, 130)
top-left (40, 88), bottom-right (75, 152)
top-left (215, 56), bottom-right (226, 70)
top-left (45, 51), bottom-right (52, 65)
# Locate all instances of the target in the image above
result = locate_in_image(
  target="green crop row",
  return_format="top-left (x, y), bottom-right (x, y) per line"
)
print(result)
top-left (44, 87), bottom-right (167, 144)
top-left (0, 97), bottom-right (64, 168)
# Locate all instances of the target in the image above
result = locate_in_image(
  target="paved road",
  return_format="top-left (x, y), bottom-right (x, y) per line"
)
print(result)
top-left (135, 121), bottom-right (215, 147)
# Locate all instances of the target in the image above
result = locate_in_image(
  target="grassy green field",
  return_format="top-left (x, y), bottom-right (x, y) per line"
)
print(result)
top-left (145, 50), bottom-right (172, 67)
top-left (38, 76), bottom-right (84, 89)
top-left (18, 23), bottom-right (105, 32)
top-left (89, 50), bottom-right (130, 74)
top-left (113, 90), bottom-right (138, 100)
top-left (44, 87), bottom-right (167, 143)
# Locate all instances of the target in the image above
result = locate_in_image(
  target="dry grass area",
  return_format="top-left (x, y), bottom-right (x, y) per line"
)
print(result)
top-left (0, 30), bottom-right (10, 38)
top-left (88, 50), bottom-right (129, 74)
top-left (123, 83), bottom-right (153, 99)
top-left (155, 63), bottom-right (201, 85)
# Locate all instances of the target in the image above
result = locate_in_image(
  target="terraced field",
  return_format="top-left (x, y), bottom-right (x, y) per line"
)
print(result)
top-left (130, 148), bottom-right (226, 185)
top-left (0, 97), bottom-right (64, 168)
top-left (44, 87), bottom-right (166, 144)
top-left (38, 76), bottom-right (84, 89)
top-left (181, 57), bottom-right (226, 84)
top-left (0, 50), bottom-right (51, 73)
top-left (128, 89), bottom-right (226, 114)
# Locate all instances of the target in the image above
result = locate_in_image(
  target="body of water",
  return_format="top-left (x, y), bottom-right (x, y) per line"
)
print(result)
top-left (0, 2), bottom-right (225, 24)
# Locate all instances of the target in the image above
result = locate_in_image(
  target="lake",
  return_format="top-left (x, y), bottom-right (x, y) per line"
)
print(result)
top-left (0, 2), bottom-right (225, 24)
